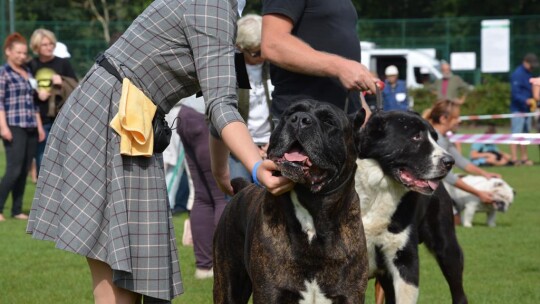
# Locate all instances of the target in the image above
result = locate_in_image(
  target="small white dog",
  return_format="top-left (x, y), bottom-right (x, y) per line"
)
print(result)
top-left (445, 175), bottom-right (515, 227)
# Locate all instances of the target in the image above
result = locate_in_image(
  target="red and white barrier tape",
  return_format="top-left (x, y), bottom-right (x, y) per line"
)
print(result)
top-left (449, 133), bottom-right (540, 145)
top-left (459, 112), bottom-right (539, 121)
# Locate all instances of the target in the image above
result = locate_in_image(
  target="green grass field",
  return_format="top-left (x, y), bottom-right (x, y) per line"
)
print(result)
top-left (0, 139), bottom-right (539, 303)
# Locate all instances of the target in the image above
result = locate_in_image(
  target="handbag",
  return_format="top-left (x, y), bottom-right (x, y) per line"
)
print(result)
top-left (152, 111), bottom-right (172, 154)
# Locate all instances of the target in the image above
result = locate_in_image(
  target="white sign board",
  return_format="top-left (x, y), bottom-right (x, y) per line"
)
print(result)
top-left (481, 19), bottom-right (510, 73)
top-left (451, 52), bottom-right (476, 71)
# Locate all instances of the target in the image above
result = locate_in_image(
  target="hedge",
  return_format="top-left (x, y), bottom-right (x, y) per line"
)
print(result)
top-left (410, 76), bottom-right (512, 126)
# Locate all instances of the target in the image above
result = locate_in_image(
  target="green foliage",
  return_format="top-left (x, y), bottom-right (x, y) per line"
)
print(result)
top-left (410, 85), bottom-right (438, 115)
top-left (462, 75), bottom-right (511, 118)
top-left (411, 76), bottom-right (511, 125)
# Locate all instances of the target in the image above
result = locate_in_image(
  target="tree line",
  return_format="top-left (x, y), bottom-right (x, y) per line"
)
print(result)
top-left (17, 0), bottom-right (540, 26)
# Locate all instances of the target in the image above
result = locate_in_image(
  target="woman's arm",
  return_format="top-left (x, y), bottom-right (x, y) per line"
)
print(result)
top-left (463, 162), bottom-right (501, 179)
top-left (211, 121), bottom-right (294, 196)
top-left (35, 113), bottom-right (45, 142)
top-left (454, 178), bottom-right (493, 204)
top-left (0, 111), bottom-right (11, 141)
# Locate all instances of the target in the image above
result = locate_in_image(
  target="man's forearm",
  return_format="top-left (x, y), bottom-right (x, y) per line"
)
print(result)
top-left (261, 14), bottom-right (346, 79)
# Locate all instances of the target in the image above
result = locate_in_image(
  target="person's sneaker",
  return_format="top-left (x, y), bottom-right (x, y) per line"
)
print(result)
top-left (194, 268), bottom-right (213, 279)
top-left (13, 213), bottom-right (29, 220)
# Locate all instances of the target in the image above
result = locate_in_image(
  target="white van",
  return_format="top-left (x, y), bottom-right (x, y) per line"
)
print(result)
top-left (360, 42), bottom-right (442, 89)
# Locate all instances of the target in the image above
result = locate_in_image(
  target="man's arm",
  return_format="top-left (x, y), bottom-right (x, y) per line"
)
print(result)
top-left (261, 14), bottom-right (377, 93)
top-left (533, 82), bottom-right (540, 101)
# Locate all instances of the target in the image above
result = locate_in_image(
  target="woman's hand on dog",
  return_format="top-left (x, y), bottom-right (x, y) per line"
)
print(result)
top-left (258, 160), bottom-right (295, 195)
top-left (482, 171), bottom-right (501, 179)
top-left (476, 190), bottom-right (494, 204)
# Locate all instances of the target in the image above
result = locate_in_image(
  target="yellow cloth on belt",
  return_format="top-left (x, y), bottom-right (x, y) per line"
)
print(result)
top-left (110, 78), bottom-right (157, 156)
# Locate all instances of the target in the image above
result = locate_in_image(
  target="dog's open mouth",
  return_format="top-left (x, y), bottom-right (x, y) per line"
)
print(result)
top-left (271, 143), bottom-right (328, 192)
top-left (397, 168), bottom-right (442, 195)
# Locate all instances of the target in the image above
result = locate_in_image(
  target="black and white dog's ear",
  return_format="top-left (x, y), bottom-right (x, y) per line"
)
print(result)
top-left (350, 108), bottom-right (366, 132)
top-left (356, 113), bottom-right (386, 158)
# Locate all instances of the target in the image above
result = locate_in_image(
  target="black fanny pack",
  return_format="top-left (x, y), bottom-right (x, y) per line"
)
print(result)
top-left (96, 53), bottom-right (171, 154)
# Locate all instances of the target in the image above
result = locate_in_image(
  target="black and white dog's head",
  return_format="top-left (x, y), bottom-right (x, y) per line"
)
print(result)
top-left (268, 99), bottom-right (365, 193)
top-left (356, 110), bottom-right (454, 195)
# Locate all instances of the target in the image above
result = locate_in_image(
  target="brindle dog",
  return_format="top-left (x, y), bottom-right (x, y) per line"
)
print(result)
top-left (213, 100), bottom-right (368, 304)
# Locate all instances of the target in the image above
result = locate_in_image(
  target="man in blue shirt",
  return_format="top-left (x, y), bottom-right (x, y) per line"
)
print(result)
top-left (509, 53), bottom-right (538, 165)
top-left (382, 65), bottom-right (408, 111)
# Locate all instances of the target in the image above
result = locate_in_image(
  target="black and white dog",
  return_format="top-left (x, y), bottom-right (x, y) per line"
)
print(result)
top-left (355, 111), bottom-right (468, 304)
top-left (214, 100), bottom-right (369, 303)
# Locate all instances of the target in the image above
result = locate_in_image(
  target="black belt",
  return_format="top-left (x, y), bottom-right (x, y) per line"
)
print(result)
top-left (96, 53), bottom-right (123, 83)
top-left (95, 53), bottom-right (172, 154)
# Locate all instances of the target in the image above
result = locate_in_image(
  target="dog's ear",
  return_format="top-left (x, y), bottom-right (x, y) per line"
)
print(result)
top-left (356, 112), bottom-right (386, 158)
top-left (350, 108), bottom-right (366, 131)
top-left (351, 109), bottom-right (366, 156)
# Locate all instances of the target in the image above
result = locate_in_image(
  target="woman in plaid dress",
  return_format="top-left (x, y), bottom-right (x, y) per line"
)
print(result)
top-left (26, 0), bottom-right (292, 303)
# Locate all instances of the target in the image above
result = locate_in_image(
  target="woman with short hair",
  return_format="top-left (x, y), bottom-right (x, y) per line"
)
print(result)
top-left (29, 28), bottom-right (77, 176)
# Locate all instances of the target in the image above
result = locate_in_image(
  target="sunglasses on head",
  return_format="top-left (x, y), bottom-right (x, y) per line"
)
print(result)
top-left (37, 79), bottom-right (52, 88)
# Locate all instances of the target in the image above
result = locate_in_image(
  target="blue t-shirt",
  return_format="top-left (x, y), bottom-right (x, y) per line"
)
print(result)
top-left (382, 79), bottom-right (408, 111)
top-left (510, 65), bottom-right (532, 113)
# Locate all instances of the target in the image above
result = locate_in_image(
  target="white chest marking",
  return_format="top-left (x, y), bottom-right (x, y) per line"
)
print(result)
top-left (291, 190), bottom-right (316, 243)
top-left (299, 279), bottom-right (332, 304)
top-left (355, 159), bottom-right (412, 277)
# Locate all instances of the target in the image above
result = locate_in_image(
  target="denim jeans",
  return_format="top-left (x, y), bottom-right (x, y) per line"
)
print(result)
top-left (0, 127), bottom-right (38, 216)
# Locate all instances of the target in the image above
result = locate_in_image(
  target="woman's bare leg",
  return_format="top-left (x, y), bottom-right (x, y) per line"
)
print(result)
top-left (87, 257), bottom-right (141, 304)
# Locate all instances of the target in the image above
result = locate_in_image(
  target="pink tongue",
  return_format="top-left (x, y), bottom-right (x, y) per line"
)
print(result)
top-left (284, 151), bottom-right (312, 166)
top-left (428, 180), bottom-right (440, 190)
top-left (402, 170), bottom-right (439, 190)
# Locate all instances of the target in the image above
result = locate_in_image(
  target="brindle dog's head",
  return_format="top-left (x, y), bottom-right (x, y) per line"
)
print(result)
top-left (267, 99), bottom-right (365, 193)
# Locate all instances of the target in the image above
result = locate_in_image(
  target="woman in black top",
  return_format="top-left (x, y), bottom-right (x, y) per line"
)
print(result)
top-left (28, 28), bottom-right (77, 176)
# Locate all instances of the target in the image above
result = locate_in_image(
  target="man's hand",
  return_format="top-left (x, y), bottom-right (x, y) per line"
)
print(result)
top-left (336, 59), bottom-right (378, 93)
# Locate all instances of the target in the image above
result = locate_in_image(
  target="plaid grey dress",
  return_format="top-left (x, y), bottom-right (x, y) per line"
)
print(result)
top-left (26, 0), bottom-right (243, 301)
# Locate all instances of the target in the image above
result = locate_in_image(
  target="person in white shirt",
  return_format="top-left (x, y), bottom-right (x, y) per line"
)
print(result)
top-left (229, 14), bottom-right (274, 184)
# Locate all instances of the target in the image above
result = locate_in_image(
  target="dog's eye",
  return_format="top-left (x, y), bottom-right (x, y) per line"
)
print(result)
top-left (412, 133), bottom-right (423, 141)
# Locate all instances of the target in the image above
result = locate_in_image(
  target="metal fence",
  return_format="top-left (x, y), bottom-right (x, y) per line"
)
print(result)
top-left (1, 16), bottom-right (539, 80)
top-left (358, 15), bottom-right (540, 83)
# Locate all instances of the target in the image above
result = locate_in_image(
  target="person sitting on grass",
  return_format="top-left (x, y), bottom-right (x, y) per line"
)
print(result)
top-left (470, 124), bottom-right (513, 167)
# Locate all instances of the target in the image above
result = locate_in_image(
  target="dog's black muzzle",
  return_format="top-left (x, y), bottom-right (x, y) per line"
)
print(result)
top-left (289, 112), bottom-right (314, 130)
